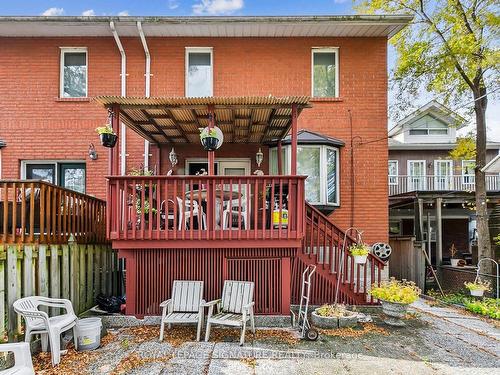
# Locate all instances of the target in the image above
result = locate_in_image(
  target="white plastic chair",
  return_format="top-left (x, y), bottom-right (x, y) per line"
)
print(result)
top-left (176, 197), bottom-right (207, 230)
top-left (13, 297), bottom-right (77, 367)
top-left (159, 280), bottom-right (205, 342)
top-left (0, 342), bottom-right (34, 375)
top-left (222, 198), bottom-right (248, 230)
top-left (204, 280), bottom-right (255, 345)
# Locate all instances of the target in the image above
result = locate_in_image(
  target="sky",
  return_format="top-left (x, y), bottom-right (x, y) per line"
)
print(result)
top-left (0, 0), bottom-right (498, 141)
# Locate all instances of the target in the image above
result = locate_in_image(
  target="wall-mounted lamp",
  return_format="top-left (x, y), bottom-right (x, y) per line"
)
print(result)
top-left (88, 143), bottom-right (98, 160)
top-left (169, 147), bottom-right (178, 168)
top-left (256, 147), bottom-right (264, 167)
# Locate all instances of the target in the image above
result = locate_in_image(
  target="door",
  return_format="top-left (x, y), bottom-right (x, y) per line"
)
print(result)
top-left (59, 163), bottom-right (86, 193)
top-left (434, 160), bottom-right (453, 190)
top-left (408, 161), bottom-right (426, 190)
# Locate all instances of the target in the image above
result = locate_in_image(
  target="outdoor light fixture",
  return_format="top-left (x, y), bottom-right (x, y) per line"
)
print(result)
top-left (256, 147), bottom-right (264, 167)
top-left (88, 143), bottom-right (98, 160)
top-left (169, 147), bottom-right (178, 167)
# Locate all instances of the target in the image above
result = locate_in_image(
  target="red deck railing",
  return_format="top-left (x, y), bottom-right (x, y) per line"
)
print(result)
top-left (0, 180), bottom-right (106, 244)
top-left (107, 175), bottom-right (306, 243)
top-left (292, 203), bottom-right (386, 305)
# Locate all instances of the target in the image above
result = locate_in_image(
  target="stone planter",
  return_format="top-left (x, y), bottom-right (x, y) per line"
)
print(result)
top-left (380, 300), bottom-right (409, 327)
top-left (353, 254), bottom-right (368, 265)
top-left (311, 309), bottom-right (358, 329)
top-left (450, 259), bottom-right (460, 267)
top-left (469, 289), bottom-right (485, 297)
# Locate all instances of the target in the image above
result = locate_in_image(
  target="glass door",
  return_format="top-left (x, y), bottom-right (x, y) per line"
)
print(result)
top-left (408, 161), bottom-right (426, 190)
top-left (434, 160), bottom-right (453, 190)
top-left (59, 163), bottom-right (86, 193)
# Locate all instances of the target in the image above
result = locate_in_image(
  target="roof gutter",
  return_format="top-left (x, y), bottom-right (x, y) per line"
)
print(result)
top-left (137, 21), bottom-right (151, 171)
top-left (110, 21), bottom-right (127, 176)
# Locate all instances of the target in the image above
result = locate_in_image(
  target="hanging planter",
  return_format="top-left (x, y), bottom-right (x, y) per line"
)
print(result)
top-left (96, 125), bottom-right (117, 148)
top-left (200, 126), bottom-right (224, 151)
top-left (464, 280), bottom-right (490, 297)
top-left (349, 243), bottom-right (371, 264)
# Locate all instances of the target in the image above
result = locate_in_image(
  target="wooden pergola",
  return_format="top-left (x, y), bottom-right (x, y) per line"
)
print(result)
top-left (94, 96), bottom-right (311, 176)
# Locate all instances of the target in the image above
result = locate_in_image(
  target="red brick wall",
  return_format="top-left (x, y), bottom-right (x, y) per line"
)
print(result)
top-left (0, 36), bottom-right (388, 243)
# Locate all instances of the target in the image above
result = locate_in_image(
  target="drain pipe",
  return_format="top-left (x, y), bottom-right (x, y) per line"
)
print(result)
top-left (137, 21), bottom-right (151, 171)
top-left (110, 21), bottom-right (127, 176)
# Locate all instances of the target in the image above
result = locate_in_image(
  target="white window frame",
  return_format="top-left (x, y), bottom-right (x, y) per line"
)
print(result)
top-left (407, 160), bottom-right (427, 190)
top-left (388, 160), bottom-right (399, 185)
top-left (311, 47), bottom-right (339, 98)
top-left (59, 47), bottom-right (88, 98)
top-left (185, 47), bottom-right (213, 97)
top-left (433, 160), bottom-right (453, 190)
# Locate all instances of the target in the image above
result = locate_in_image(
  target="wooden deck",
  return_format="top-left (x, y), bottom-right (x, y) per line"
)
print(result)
top-left (107, 175), bottom-right (306, 248)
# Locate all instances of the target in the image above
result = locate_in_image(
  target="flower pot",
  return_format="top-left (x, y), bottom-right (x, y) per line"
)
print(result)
top-left (311, 309), bottom-right (358, 329)
top-left (353, 254), bottom-right (368, 264)
top-left (380, 300), bottom-right (409, 327)
top-left (469, 289), bottom-right (484, 297)
top-left (201, 136), bottom-right (219, 151)
top-left (450, 259), bottom-right (460, 267)
top-left (100, 133), bottom-right (117, 148)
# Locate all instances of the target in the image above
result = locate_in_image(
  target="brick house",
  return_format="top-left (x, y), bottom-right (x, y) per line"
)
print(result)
top-left (0, 15), bottom-right (410, 317)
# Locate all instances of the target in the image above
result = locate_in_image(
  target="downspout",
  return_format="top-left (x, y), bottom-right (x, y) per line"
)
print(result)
top-left (110, 21), bottom-right (127, 176)
top-left (137, 21), bottom-right (151, 171)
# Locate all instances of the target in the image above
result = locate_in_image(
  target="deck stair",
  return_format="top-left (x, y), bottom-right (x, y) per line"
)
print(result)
top-left (292, 203), bottom-right (386, 305)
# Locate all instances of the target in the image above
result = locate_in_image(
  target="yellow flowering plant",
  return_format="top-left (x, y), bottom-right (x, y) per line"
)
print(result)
top-left (349, 243), bottom-right (370, 256)
top-left (464, 280), bottom-right (491, 292)
top-left (370, 278), bottom-right (421, 305)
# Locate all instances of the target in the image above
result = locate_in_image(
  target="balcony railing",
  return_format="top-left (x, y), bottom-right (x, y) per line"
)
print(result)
top-left (107, 175), bottom-right (306, 242)
top-left (389, 175), bottom-right (500, 196)
top-left (0, 180), bottom-right (107, 244)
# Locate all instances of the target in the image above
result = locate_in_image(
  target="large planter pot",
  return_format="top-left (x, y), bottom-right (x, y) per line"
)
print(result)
top-left (380, 300), bottom-right (409, 327)
top-left (469, 289), bottom-right (484, 297)
top-left (201, 136), bottom-right (219, 151)
top-left (100, 133), bottom-right (118, 148)
top-left (353, 254), bottom-right (368, 264)
top-left (311, 309), bottom-right (358, 329)
top-left (450, 258), bottom-right (460, 267)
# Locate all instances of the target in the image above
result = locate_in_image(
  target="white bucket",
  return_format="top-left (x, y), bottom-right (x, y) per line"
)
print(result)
top-left (75, 318), bottom-right (102, 351)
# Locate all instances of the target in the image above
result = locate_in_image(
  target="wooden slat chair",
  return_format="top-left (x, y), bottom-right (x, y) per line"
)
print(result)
top-left (204, 280), bottom-right (255, 346)
top-left (159, 280), bottom-right (205, 342)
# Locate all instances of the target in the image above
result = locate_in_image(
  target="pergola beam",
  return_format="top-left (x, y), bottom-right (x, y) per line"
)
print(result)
top-left (140, 109), bottom-right (171, 144)
top-left (163, 108), bottom-right (190, 143)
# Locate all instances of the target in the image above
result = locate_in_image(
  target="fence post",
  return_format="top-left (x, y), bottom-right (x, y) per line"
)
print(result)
top-left (50, 245), bottom-right (60, 300)
top-left (61, 244), bottom-right (70, 300)
top-left (94, 245), bottom-right (101, 299)
top-left (79, 245), bottom-right (86, 313)
top-left (86, 245), bottom-right (94, 309)
top-left (7, 245), bottom-right (18, 341)
top-left (69, 235), bottom-right (80, 314)
top-left (23, 245), bottom-right (34, 297)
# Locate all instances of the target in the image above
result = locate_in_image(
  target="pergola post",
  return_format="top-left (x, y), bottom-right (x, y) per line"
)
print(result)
top-left (110, 104), bottom-right (121, 176)
top-left (207, 105), bottom-right (215, 176)
top-left (277, 140), bottom-right (283, 175)
top-left (290, 104), bottom-right (298, 175)
top-left (435, 197), bottom-right (443, 266)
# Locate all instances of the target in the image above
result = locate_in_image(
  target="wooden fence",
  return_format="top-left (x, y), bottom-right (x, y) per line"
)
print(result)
top-left (0, 180), bottom-right (106, 244)
top-left (388, 236), bottom-right (425, 290)
top-left (0, 239), bottom-right (119, 341)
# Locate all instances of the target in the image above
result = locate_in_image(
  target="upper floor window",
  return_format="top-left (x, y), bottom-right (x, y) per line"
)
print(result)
top-left (312, 48), bottom-right (339, 98)
top-left (60, 48), bottom-right (87, 98)
top-left (388, 160), bottom-right (398, 185)
top-left (408, 120), bottom-right (448, 136)
top-left (186, 47), bottom-right (213, 97)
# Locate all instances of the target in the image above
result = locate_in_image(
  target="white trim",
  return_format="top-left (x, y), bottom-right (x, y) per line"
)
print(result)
top-left (433, 159), bottom-right (453, 189)
top-left (388, 160), bottom-right (398, 185)
top-left (311, 47), bottom-right (339, 98)
top-left (59, 47), bottom-right (88, 98)
top-left (185, 47), bottom-right (213, 97)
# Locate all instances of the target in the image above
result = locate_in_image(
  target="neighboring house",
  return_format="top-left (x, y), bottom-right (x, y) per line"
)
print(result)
top-left (388, 101), bottom-right (500, 267)
top-left (0, 15), bottom-right (410, 317)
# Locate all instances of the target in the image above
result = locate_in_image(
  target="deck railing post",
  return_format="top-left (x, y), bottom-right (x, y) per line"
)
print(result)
top-left (290, 104), bottom-right (298, 175)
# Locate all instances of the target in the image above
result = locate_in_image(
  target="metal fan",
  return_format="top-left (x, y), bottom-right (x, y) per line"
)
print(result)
top-left (371, 243), bottom-right (392, 261)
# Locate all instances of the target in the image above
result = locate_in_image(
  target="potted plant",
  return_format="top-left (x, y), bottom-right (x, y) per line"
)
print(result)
top-left (96, 125), bottom-right (117, 148)
top-left (370, 278), bottom-right (421, 326)
top-left (349, 243), bottom-right (371, 264)
top-left (464, 280), bottom-right (491, 297)
top-left (449, 243), bottom-right (461, 267)
top-left (200, 127), bottom-right (220, 151)
top-left (129, 166), bottom-right (155, 195)
top-left (311, 304), bottom-right (358, 329)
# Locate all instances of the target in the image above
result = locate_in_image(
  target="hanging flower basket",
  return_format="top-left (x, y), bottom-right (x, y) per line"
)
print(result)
top-left (349, 243), bottom-right (371, 265)
top-left (464, 280), bottom-right (490, 297)
top-left (199, 126), bottom-right (224, 151)
top-left (96, 125), bottom-right (117, 148)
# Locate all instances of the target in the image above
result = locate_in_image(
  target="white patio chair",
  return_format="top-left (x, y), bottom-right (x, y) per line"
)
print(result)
top-left (204, 280), bottom-right (255, 346)
top-left (176, 197), bottom-right (207, 230)
top-left (0, 342), bottom-right (34, 375)
top-left (159, 280), bottom-right (205, 342)
top-left (13, 297), bottom-right (77, 367)
top-left (222, 198), bottom-right (248, 230)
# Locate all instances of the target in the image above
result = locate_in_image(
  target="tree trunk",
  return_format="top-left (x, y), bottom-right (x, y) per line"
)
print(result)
top-left (474, 86), bottom-right (492, 272)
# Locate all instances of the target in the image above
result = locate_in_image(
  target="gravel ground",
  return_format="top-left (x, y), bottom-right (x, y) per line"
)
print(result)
top-left (32, 299), bottom-right (499, 375)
